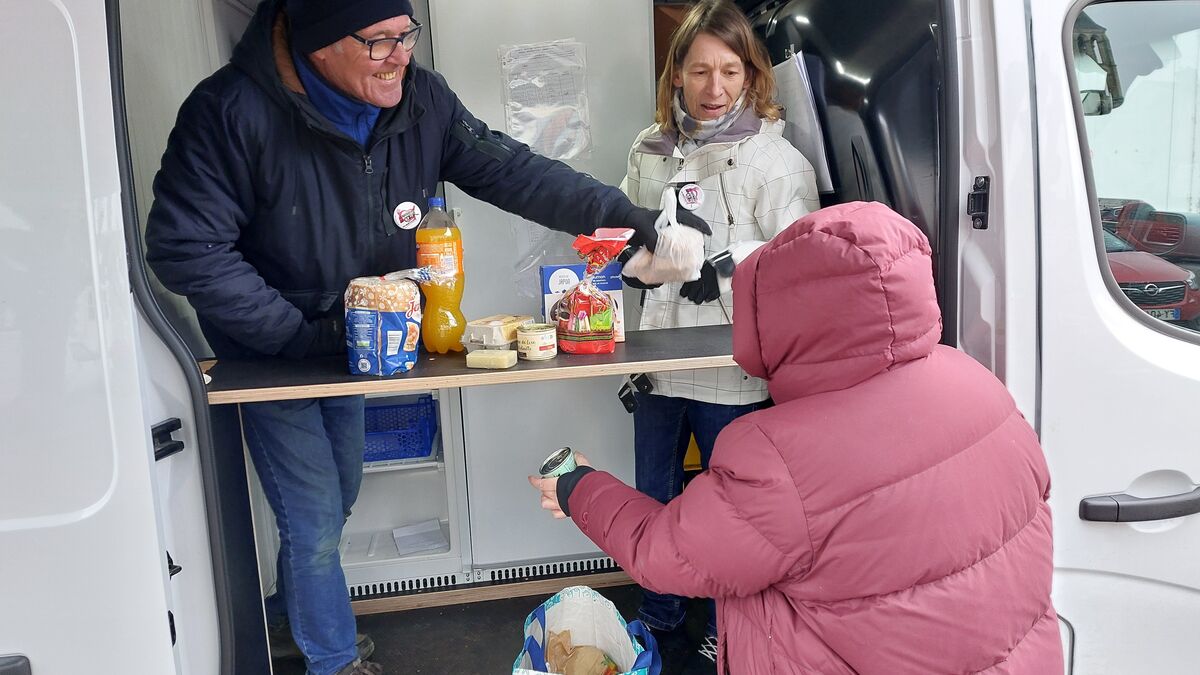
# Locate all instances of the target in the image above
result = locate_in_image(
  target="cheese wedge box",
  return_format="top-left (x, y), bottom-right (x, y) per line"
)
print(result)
top-left (540, 262), bottom-right (625, 342)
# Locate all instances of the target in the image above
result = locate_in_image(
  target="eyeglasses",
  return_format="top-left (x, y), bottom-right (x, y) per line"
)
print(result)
top-left (349, 20), bottom-right (423, 61)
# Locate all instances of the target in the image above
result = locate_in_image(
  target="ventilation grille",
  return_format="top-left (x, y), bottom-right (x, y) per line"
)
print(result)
top-left (484, 556), bottom-right (618, 583)
top-left (348, 573), bottom-right (459, 599)
top-left (346, 557), bottom-right (623, 599)
top-left (1120, 282), bottom-right (1187, 305)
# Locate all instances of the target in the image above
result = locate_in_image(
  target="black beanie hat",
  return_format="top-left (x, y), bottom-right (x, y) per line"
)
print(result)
top-left (287, 0), bottom-right (415, 54)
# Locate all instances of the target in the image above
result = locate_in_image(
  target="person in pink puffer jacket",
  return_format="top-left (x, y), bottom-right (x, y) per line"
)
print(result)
top-left (530, 202), bottom-right (1063, 674)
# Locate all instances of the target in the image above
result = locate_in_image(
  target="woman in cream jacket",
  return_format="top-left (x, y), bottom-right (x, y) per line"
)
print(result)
top-left (617, 0), bottom-right (819, 669)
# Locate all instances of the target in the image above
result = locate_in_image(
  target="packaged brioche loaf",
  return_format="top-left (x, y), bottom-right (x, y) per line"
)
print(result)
top-left (344, 274), bottom-right (422, 376)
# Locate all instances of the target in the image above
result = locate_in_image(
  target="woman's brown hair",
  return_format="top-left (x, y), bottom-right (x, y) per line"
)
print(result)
top-left (655, 0), bottom-right (780, 133)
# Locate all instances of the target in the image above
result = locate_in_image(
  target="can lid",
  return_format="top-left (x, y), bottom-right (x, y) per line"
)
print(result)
top-left (519, 323), bottom-right (557, 332)
top-left (540, 446), bottom-right (573, 475)
top-left (428, 196), bottom-right (446, 209)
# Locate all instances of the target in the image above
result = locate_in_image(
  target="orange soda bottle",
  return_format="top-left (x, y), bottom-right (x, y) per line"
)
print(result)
top-left (415, 197), bottom-right (466, 353)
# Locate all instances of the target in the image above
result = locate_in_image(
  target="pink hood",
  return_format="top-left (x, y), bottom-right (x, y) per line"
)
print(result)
top-left (733, 201), bottom-right (943, 403)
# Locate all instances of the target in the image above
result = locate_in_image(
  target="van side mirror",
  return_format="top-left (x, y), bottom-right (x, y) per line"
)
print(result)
top-left (1074, 14), bottom-right (1123, 116)
top-left (1081, 90), bottom-right (1113, 115)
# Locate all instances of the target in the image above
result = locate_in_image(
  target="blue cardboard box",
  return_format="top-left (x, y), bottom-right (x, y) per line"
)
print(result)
top-left (540, 262), bottom-right (625, 341)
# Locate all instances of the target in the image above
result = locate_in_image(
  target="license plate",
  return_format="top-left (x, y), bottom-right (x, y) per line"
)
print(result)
top-left (1147, 308), bottom-right (1182, 320)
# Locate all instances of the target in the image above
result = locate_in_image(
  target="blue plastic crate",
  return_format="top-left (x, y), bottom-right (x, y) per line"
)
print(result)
top-left (363, 395), bottom-right (438, 464)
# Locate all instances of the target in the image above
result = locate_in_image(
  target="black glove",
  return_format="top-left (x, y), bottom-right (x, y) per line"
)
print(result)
top-left (622, 206), bottom-right (712, 253)
top-left (679, 260), bottom-right (722, 304)
top-left (279, 316), bottom-right (346, 359)
top-left (617, 245), bottom-right (662, 290)
top-left (622, 274), bottom-right (662, 291)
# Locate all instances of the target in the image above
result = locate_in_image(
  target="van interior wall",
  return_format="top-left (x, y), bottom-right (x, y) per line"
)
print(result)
top-left (744, 0), bottom-right (942, 252)
top-left (116, 0), bottom-right (432, 361)
top-left (119, 0), bottom-right (255, 359)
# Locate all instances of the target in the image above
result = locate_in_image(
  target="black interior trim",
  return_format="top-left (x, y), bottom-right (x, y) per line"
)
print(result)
top-left (937, 4), bottom-right (960, 348)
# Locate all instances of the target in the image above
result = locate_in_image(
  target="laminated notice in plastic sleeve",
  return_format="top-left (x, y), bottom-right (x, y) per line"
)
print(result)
top-left (499, 39), bottom-right (592, 160)
top-left (512, 220), bottom-right (577, 300)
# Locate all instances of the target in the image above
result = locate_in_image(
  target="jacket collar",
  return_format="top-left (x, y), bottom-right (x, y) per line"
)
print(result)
top-left (636, 104), bottom-right (769, 157)
top-left (292, 46), bottom-right (380, 147)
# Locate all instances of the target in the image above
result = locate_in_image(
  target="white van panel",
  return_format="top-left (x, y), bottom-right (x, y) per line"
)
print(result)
top-left (135, 313), bottom-right (220, 675)
top-left (1030, 0), bottom-right (1200, 672)
top-left (0, 0), bottom-right (178, 672)
top-left (0, 0), bottom-right (116, 521)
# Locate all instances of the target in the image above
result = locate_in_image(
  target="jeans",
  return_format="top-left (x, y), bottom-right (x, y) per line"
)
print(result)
top-left (242, 395), bottom-right (365, 675)
top-left (632, 392), bottom-right (769, 637)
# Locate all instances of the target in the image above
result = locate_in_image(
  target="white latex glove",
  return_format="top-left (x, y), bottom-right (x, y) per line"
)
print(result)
top-left (620, 187), bottom-right (706, 285)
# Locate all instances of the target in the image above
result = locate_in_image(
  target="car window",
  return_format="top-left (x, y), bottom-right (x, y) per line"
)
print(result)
top-left (1102, 230), bottom-right (1135, 253)
top-left (1073, 2), bottom-right (1200, 332)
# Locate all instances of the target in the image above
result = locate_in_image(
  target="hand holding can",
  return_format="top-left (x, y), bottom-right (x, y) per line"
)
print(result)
top-left (539, 446), bottom-right (577, 477)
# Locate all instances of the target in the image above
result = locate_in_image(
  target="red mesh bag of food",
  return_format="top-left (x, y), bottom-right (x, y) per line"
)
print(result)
top-left (551, 228), bottom-right (634, 354)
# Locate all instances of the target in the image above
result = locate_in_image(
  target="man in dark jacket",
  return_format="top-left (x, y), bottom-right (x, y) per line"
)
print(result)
top-left (144, 1), bottom-right (705, 673)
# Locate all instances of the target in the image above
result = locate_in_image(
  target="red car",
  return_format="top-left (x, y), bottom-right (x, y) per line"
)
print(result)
top-left (1105, 230), bottom-right (1200, 328)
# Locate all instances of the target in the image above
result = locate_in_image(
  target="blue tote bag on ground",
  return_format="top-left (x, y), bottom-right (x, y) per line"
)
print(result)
top-left (513, 585), bottom-right (661, 675)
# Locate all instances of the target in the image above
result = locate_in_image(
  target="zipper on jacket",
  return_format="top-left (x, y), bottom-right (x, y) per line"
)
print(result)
top-left (363, 151), bottom-right (378, 258)
top-left (716, 172), bottom-right (734, 321)
top-left (717, 173), bottom-right (735, 226)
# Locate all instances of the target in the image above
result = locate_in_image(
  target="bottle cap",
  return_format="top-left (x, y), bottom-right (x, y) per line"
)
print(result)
top-left (428, 196), bottom-right (446, 209)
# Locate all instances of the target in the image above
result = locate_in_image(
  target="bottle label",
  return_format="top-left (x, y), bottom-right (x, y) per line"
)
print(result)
top-left (417, 241), bottom-right (463, 276)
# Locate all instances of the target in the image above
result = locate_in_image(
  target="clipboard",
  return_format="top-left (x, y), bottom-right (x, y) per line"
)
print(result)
top-left (773, 52), bottom-right (834, 193)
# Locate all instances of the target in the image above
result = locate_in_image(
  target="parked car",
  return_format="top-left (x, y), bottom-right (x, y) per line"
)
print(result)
top-left (1104, 229), bottom-right (1200, 328)
top-left (1108, 199), bottom-right (1200, 262)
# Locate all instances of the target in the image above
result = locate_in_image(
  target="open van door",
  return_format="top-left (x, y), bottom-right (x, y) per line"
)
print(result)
top-left (1030, 0), bottom-right (1200, 671)
top-left (0, 0), bottom-right (179, 671)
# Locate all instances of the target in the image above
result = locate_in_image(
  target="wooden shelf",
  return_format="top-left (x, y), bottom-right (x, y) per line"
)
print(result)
top-left (203, 325), bottom-right (735, 404)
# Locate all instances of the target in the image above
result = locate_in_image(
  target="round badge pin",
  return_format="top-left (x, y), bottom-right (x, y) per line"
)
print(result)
top-left (678, 183), bottom-right (705, 211)
top-left (393, 201), bottom-right (422, 230)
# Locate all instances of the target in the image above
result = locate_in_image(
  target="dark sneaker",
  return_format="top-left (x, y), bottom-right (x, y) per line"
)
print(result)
top-left (681, 634), bottom-right (718, 674)
top-left (267, 624), bottom-right (375, 663)
top-left (334, 659), bottom-right (383, 675)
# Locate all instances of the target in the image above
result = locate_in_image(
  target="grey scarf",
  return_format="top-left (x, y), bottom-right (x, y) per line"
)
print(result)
top-left (673, 88), bottom-right (749, 155)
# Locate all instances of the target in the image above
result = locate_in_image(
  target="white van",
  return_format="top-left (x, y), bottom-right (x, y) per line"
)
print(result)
top-left (2, 0), bottom-right (1199, 673)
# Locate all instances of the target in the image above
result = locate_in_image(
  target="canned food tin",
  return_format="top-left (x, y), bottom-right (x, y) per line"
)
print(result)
top-left (517, 323), bottom-right (558, 361)
top-left (539, 446), bottom-right (577, 477)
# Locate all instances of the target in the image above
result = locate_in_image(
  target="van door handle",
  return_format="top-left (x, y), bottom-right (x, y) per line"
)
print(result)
top-left (1079, 486), bottom-right (1200, 522)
